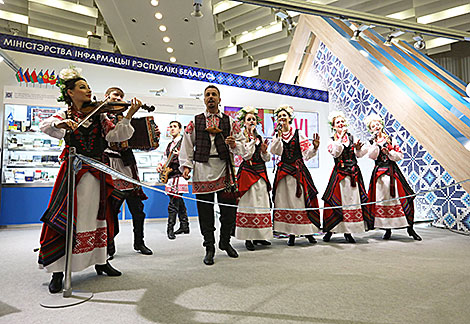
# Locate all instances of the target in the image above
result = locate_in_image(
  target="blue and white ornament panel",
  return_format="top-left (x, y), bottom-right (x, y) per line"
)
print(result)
top-left (312, 42), bottom-right (470, 232)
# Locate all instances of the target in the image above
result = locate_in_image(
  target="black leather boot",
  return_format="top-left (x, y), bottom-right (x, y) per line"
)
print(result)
top-left (245, 240), bottom-right (255, 251)
top-left (344, 233), bottom-right (356, 243)
top-left (323, 231), bottom-right (332, 242)
top-left (203, 245), bottom-right (215, 266)
top-left (167, 227), bottom-right (176, 240)
top-left (48, 272), bottom-right (64, 294)
top-left (305, 235), bottom-right (317, 244)
top-left (287, 235), bottom-right (295, 246)
top-left (383, 229), bottom-right (392, 240)
top-left (95, 261), bottom-right (122, 276)
top-left (174, 226), bottom-right (190, 235)
top-left (219, 241), bottom-right (239, 258)
top-left (407, 226), bottom-right (422, 241)
top-left (134, 242), bottom-right (153, 255)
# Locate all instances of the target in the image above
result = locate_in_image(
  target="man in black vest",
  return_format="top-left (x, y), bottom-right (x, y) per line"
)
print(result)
top-left (179, 85), bottom-right (244, 265)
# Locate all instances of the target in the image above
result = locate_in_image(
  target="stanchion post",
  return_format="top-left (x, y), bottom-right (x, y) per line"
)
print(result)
top-left (63, 146), bottom-right (76, 298)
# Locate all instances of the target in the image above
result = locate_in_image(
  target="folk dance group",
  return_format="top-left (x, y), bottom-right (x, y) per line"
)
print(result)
top-left (37, 67), bottom-right (420, 295)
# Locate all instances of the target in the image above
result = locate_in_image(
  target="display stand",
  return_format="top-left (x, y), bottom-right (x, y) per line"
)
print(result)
top-left (40, 147), bottom-right (93, 308)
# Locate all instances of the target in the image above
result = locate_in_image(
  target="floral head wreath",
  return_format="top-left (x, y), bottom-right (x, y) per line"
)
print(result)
top-left (328, 111), bottom-right (347, 130)
top-left (237, 106), bottom-right (261, 127)
top-left (364, 114), bottom-right (384, 132)
top-left (274, 105), bottom-right (294, 124)
top-left (56, 65), bottom-right (83, 103)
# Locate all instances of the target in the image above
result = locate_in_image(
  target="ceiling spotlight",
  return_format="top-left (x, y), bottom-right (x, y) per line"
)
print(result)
top-left (87, 31), bottom-right (93, 36)
top-left (350, 24), bottom-right (370, 41)
top-left (154, 12), bottom-right (163, 19)
top-left (384, 35), bottom-right (394, 46)
top-left (170, 57), bottom-right (177, 63)
top-left (163, 36), bottom-right (170, 43)
top-left (166, 47), bottom-right (174, 53)
top-left (191, 0), bottom-right (203, 18)
top-left (413, 34), bottom-right (426, 50)
top-left (150, 0), bottom-right (159, 6)
top-left (159, 25), bottom-right (167, 32)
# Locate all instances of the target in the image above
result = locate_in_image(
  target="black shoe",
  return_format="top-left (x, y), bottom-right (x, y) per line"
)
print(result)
top-left (383, 229), bottom-right (392, 240)
top-left (219, 242), bottom-right (239, 258)
top-left (134, 243), bottom-right (153, 255)
top-left (203, 246), bottom-right (215, 266)
top-left (245, 240), bottom-right (255, 251)
top-left (174, 227), bottom-right (190, 235)
top-left (344, 233), bottom-right (356, 243)
top-left (167, 229), bottom-right (176, 240)
top-left (253, 240), bottom-right (271, 245)
top-left (287, 235), bottom-right (295, 246)
top-left (305, 235), bottom-right (317, 244)
top-left (48, 272), bottom-right (63, 294)
top-left (407, 227), bottom-right (422, 241)
top-left (323, 232), bottom-right (332, 242)
top-left (95, 262), bottom-right (122, 276)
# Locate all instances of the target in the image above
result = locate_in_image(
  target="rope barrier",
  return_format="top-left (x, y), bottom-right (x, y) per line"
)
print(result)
top-left (77, 154), bottom-right (470, 212)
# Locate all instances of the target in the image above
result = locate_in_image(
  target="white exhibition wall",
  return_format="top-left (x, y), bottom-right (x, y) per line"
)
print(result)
top-left (0, 49), bottom-right (379, 198)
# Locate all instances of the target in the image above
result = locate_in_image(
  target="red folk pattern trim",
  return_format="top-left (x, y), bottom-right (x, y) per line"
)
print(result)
top-left (206, 115), bottom-right (220, 129)
top-left (101, 115), bottom-right (116, 135)
top-left (185, 121), bottom-right (194, 134)
top-left (274, 209), bottom-right (312, 225)
top-left (192, 176), bottom-right (226, 193)
top-left (72, 227), bottom-right (107, 254)
top-left (342, 209), bottom-right (364, 223)
top-left (236, 212), bottom-right (272, 228)
top-left (112, 179), bottom-right (134, 190)
top-left (375, 204), bottom-right (406, 219)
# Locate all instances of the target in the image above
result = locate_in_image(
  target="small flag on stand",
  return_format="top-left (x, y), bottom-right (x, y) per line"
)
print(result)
top-left (37, 70), bottom-right (44, 84)
top-left (31, 70), bottom-right (38, 83)
top-left (16, 68), bottom-right (24, 82)
top-left (23, 69), bottom-right (31, 82)
top-left (49, 71), bottom-right (57, 85)
top-left (43, 70), bottom-right (49, 83)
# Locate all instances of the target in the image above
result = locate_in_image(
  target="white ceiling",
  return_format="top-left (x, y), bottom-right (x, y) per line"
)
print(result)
top-left (0, 0), bottom-right (468, 81)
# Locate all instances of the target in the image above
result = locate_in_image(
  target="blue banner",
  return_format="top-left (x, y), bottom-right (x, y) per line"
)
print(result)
top-left (0, 33), bottom-right (328, 103)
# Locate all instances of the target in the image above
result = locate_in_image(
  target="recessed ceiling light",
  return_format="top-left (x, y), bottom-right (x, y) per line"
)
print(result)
top-left (141, 41), bottom-right (147, 46)
top-left (163, 36), bottom-right (170, 43)
top-left (159, 25), bottom-right (167, 32)
top-left (151, 0), bottom-right (159, 6)
top-left (183, 17), bottom-right (189, 22)
top-left (170, 57), bottom-right (176, 63)
top-left (154, 12), bottom-right (163, 19)
top-left (194, 60), bottom-right (199, 65)
top-left (131, 18), bottom-right (137, 23)
top-left (166, 47), bottom-right (174, 53)
top-left (188, 40), bottom-right (195, 45)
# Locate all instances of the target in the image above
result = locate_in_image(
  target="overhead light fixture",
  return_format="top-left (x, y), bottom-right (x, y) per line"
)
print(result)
top-left (150, 0), bottom-right (159, 6)
top-left (163, 36), bottom-right (170, 43)
top-left (154, 12), bottom-right (163, 19)
top-left (87, 31), bottom-right (93, 36)
top-left (170, 57), bottom-right (177, 63)
top-left (150, 88), bottom-right (167, 96)
top-left (351, 24), bottom-right (370, 41)
top-left (0, 0), bottom-right (4, 4)
top-left (274, 9), bottom-right (296, 31)
top-left (413, 34), bottom-right (426, 50)
top-left (159, 25), bottom-right (167, 32)
top-left (166, 47), bottom-right (174, 53)
top-left (384, 35), bottom-right (393, 46)
top-left (191, 0), bottom-right (203, 18)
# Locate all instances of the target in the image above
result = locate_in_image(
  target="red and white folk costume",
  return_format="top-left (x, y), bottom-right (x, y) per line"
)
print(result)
top-left (322, 131), bottom-right (370, 234)
top-left (160, 134), bottom-right (189, 195)
top-left (235, 133), bottom-right (272, 240)
top-left (271, 125), bottom-right (321, 235)
top-left (38, 110), bottom-right (135, 273)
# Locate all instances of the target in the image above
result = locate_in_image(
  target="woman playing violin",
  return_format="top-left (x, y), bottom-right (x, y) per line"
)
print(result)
top-left (38, 66), bottom-right (142, 294)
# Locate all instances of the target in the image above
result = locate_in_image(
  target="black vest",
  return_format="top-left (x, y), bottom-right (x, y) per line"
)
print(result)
top-left (281, 129), bottom-right (302, 164)
top-left (333, 133), bottom-right (358, 172)
top-left (194, 113), bottom-right (231, 162)
top-left (166, 138), bottom-right (183, 178)
top-left (66, 114), bottom-right (107, 158)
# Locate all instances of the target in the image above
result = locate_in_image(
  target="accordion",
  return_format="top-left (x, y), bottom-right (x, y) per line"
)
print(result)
top-left (110, 116), bottom-right (160, 151)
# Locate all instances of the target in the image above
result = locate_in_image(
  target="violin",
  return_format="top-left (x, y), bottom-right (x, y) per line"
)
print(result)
top-left (75, 97), bottom-right (156, 130)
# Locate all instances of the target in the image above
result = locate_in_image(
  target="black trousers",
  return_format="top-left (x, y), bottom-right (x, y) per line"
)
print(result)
top-left (195, 190), bottom-right (237, 247)
top-left (168, 196), bottom-right (189, 230)
top-left (126, 194), bottom-right (146, 245)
